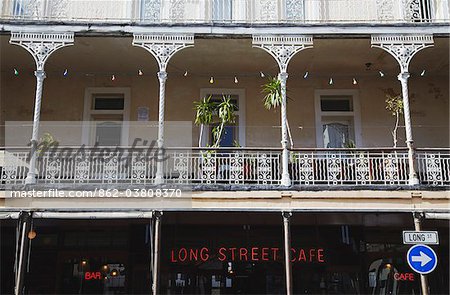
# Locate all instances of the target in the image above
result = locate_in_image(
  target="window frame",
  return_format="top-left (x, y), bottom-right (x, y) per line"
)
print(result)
top-left (82, 87), bottom-right (131, 146)
top-left (314, 89), bottom-right (362, 148)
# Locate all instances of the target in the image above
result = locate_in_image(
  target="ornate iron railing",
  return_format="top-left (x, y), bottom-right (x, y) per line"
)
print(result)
top-left (1, 147), bottom-right (449, 188)
top-left (1, 0), bottom-right (448, 24)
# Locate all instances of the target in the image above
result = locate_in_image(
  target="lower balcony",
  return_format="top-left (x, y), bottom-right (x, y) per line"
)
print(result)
top-left (1, 147), bottom-right (449, 189)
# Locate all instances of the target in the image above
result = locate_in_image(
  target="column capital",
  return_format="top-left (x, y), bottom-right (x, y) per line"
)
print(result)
top-left (253, 35), bottom-right (313, 73)
top-left (34, 70), bottom-right (46, 80)
top-left (397, 72), bottom-right (410, 81)
top-left (157, 71), bottom-right (168, 82)
top-left (133, 34), bottom-right (194, 72)
top-left (10, 32), bottom-right (74, 71)
top-left (282, 211), bottom-right (293, 219)
top-left (371, 34), bottom-right (433, 73)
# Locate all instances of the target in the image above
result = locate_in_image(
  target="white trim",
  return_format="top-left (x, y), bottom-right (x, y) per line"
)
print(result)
top-left (314, 89), bottom-right (362, 147)
top-left (199, 88), bottom-right (246, 147)
top-left (82, 87), bottom-right (131, 146)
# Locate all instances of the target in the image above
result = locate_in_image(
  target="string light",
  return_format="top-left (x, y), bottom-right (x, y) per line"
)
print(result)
top-left (260, 71), bottom-right (265, 78)
top-left (63, 69), bottom-right (68, 77)
top-left (234, 76), bottom-right (238, 83)
top-left (138, 69), bottom-right (144, 76)
top-left (303, 71), bottom-right (309, 79)
top-left (379, 70), bottom-right (385, 77)
top-left (184, 70), bottom-right (188, 77)
top-left (329, 78), bottom-right (333, 85)
top-left (209, 76), bottom-right (214, 84)
top-left (420, 69), bottom-right (426, 76)
top-left (111, 74), bottom-right (116, 81)
top-left (352, 78), bottom-right (358, 85)
top-left (14, 68), bottom-right (19, 76)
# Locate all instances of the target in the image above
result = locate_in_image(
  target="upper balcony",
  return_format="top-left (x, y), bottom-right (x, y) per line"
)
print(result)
top-left (1, 0), bottom-right (449, 25)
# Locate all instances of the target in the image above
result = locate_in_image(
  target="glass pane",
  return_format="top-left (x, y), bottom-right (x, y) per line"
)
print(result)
top-left (95, 122), bottom-right (122, 146)
top-left (94, 97), bottom-right (124, 110)
top-left (320, 96), bottom-right (353, 112)
top-left (323, 123), bottom-right (349, 148)
top-left (213, 0), bottom-right (232, 21)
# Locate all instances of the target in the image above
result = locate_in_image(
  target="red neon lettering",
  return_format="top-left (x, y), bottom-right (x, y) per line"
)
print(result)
top-left (299, 249), bottom-right (306, 262)
top-left (240, 248), bottom-right (248, 261)
top-left (85, 272), bottom-right (101, 280)
top-left (309, 249), bottom-right (316, 262)
top-left (218, 247), bottom-right (227, 261)
top-left (189, 249), bottom-right (198, 261)
top-left (272, 248), bottom-right (279, 260)
top-left (394, 273), bottom-right (415, 281)
top-left (261, 247), bottom-right (269, 261)
top-left (318, 248), bottom-right (325, 263)
top-left (229, 248), bottom-right (236, 261)
top-left (179, 248), bottom-right (187, 262)
top-left (200, 247), bottom-right (209, 261)
top-left (251, 247), bottom-right (259, 261)
top-left (290, 248), bottom-right (296, 262)
top-left (171, 250), bottom-right (177, 262)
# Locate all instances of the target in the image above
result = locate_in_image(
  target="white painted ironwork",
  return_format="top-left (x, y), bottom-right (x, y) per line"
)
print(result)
top-left (290, 150), bottom-right (410, 185)
top-left (3, 147), bottom-right (449, 188)
top-left (253, 35), bottom-right (313, 186)
top-left (9, 32), bottom-right (74, 184)
top-left (4, 0), bottom-right (448, 23)
top-left (372, 34), bottom-right (434, 185)
top-left (132, 34), bottom-right (194, 183)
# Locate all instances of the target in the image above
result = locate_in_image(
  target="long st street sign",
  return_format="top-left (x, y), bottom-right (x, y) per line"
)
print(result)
top-left (403, 231), bottom-right (439, 245)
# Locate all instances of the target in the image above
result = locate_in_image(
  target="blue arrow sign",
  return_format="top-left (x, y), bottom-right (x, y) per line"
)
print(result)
top-left (407, 244), bottom-right (438, 274)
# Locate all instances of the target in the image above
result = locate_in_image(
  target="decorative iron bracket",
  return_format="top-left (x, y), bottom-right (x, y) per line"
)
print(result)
top-left (132, 34), bottom-right (194, 72)
top-left (252, 35), bottom-right (313, 73)
top-left (9, 32), bottom-right (74, 71)
top-left (371, 34), bottom-right (434, 73)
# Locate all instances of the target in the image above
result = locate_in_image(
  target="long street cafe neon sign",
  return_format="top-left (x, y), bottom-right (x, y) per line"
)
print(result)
top-left (171, 247), bottom-right (325, 263)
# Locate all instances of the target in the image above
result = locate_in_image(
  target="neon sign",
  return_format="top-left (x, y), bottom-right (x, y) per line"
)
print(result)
top-left (170, 247), bottom-right (325, 263)
top-left (394, 273), bottom-right (415, 281)
top-left (84, 272), bottom-right (102, 280)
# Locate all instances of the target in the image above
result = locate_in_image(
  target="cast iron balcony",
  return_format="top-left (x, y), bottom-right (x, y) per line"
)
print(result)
top-left (1, 147), bottom-right (449, 189)
top-left (1, 0), bottom-right (449, 24)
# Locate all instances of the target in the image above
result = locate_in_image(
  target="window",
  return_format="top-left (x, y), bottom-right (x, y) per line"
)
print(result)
top-left (315, 91), bottom-right (361, 148)
top-left (212, 0), bottom-right (232, 21)
top-left (199, 89), bottom-right (246, 147)
top-left (82, 88), bottom-right (130, 146)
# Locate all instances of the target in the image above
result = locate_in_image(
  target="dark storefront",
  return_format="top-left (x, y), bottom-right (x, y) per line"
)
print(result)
top-left (1, 212), bottom-right (449, 294)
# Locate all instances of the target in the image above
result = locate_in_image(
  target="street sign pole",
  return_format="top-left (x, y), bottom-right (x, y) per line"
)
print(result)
top-left (414, 212), bottom-right (429, 295)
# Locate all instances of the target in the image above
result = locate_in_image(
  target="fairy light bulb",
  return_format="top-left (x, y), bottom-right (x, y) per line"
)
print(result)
top-left (234, 76), bottom-right (238, 83)
top-left (352, 78), bottom-right (358, 85)
top-left (209, 76), bottom-right (214, 84)
top-left (138, 69), bottom-right (144, 76)
top-left (329, 78), bottom-right (333, 85)
top-left (303, 71), bottom-right (309, 79)
top-left (420, 69), bottom-right (426, 76)
top-left (111, 74), bottom-right (116, 81)
top-left (14, 68), bottom-right (19, 76)
top-left (379, 70), bottom-right (385, 77)
top-left (184, 70), bottom-right (188, 77)
top-left (63, 69), bottom-right (68, 77)
top-left (260, 71), bottom-right (265, 78)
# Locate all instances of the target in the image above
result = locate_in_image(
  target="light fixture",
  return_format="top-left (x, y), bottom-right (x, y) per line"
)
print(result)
top-left (260, 71), bottom-right (265, 78)
top-left (329, 78), bottom-right (333, 85)
top-left (14, 68), bottom-right (19, 76)
top-left (234, 76), bottom-right (238, 83)
top-left (27, 230), bottom-right (36, 240)
top-left (184, 70), bottom-right (188, 77)
top-left (420, 69), bottom-right (426, 76)
top-left (303, 71), bottom-right (309, 79)
top-left (379, 70), bottom-right (385, 77)
top-left (63, 69), bottom-right (68, 77)
top-left (209, 76), bottom-right (214, 84)
top-left (111, 269), bottom-right (118, 276)
top-left (81, 260), bottom-right (87, 266)
top-left (138, 69), bottom-right (144, 76)
top-left (111, 74), bottom-right (116, 81)
top-left (352, 78), bottom-right (358, 85)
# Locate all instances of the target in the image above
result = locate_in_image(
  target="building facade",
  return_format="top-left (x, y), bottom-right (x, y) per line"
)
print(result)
top-left (0, 1), bottom-right (449, 294)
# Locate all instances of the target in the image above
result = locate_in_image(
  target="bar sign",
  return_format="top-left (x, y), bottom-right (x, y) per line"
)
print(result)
top-left (403, 231), bottom-right (439, 245)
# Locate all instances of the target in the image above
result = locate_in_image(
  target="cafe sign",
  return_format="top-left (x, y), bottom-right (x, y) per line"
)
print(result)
top-left (170, 247), bottom-right (325, 263)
